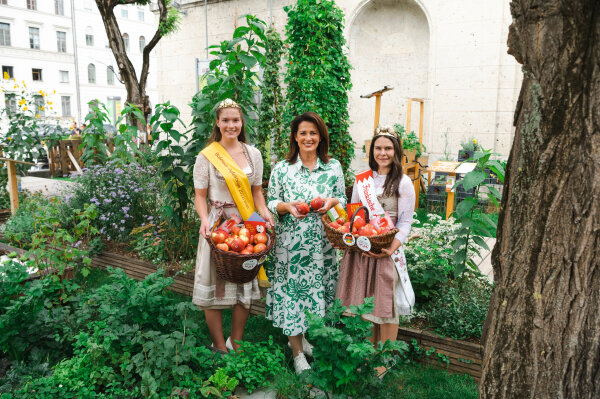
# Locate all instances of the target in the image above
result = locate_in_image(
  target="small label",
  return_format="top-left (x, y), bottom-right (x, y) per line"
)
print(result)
top-left (343, 233), bottom-right (355, 246)
top-left (258, 255), bottom-right (267, 265)
top-left (356, 236), bottom-right (371, 251)
top-left (256, 224), bottom-right (265, 233)
top-left (446, 176), bottom-right (456, 193)
top-left (242, 259), bottom-right (258, 270)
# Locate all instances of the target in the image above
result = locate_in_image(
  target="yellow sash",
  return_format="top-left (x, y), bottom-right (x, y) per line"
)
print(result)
top-left (201, 141), bottom-right (270, 287)
top-left (201, 142), bottom-right (255, 220)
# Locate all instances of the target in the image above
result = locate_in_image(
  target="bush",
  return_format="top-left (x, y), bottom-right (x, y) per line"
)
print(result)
top-left (67, 162), bottom-right (160, 241)
top-left (425, 277), bottom-right (493, 340)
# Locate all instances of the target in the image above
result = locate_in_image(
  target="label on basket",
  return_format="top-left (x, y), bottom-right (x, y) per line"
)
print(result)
top-left (242, 259), bottom-right (258, 271)
top-left (258, 255), bottom-right (267, 265)
top-left (343, 233), bottom-right (356, 247)
top-left (356, 236), bottom-right (372, 251)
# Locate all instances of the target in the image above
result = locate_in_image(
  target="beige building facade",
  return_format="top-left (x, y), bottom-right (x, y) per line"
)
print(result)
top-left (157, 0), bottom-right (521, 159)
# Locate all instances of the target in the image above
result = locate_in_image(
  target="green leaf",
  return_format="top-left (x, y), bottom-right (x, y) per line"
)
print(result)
top-left (471, 235), bottom-right (490, 251)
top-left (454, 197), bottom-right (477, 219)
top-left (238, 54), bottom-right (257, 69)
top-left (461, 170), bottom-right (486, 191)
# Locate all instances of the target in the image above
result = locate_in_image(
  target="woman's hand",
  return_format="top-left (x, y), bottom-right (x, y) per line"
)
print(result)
top-left (199, 221), bottom-right (211, 239)
top-left (259, 209), bottom-right (275, 228)
top-left (316, 197), bottom-right (339, 214)
top-left (286, 201), bottom-right (307, 220)
top-left (365, 238), bottom-right (402, 258)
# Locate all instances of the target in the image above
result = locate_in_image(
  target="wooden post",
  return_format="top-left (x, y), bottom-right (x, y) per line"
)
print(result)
top-left (6, 160), bottom-right (18, 215)
top-left (446, 173), bottom-right (456, 219)
top-left (374, 94), bottom-right (382, 131)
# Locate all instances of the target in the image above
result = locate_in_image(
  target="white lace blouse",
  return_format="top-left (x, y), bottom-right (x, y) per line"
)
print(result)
top-left (350, 172), bottom-right (415, 243)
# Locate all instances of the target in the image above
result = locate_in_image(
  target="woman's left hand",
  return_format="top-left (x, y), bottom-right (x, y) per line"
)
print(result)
top-left (316, 197), bottom-right (339, 214)
top-left (260, 209), bottom-right (275, 228)
top-left (365, 247), bottom-right (394, 258)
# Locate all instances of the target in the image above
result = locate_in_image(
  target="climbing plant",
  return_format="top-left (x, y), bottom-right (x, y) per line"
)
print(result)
top-left (256, 27), bottom-right (286, 181)
top-left (187, 15), bottom-right (267, 158)
top-left (284, 0), bottom-right (354, 178)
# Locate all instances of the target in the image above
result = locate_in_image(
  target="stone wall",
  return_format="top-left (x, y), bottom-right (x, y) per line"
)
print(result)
top-left (156, 0), bottom-right (521, 159)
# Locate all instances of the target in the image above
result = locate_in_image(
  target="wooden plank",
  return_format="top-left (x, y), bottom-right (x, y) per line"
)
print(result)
top-left (420, 330), bottom-right (482, 353)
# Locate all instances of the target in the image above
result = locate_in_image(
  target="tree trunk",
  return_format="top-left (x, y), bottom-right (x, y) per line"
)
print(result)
top-left (480, 1), bottom-right (600, 398)
top-left (95, 0), bottom-right (168, 131)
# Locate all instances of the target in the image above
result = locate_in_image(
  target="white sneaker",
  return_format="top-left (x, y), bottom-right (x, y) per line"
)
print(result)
top-left (226, 337), bottom-right (234, 351)
top-left (288, 337), bottom-right (314, 357)
top-left (293, 352), bottom-right (311, 375)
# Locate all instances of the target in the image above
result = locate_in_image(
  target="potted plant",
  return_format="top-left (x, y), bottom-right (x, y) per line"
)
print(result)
top-left (458, 137), bottom-right (482, 161)
top-left (393, 124), bottom-right (426, 165)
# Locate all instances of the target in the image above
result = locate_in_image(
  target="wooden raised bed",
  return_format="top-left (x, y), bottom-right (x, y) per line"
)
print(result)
top-left (396, 327), bottom-right (483, 381)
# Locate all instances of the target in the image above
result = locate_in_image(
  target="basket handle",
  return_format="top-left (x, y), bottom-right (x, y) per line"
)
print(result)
top-left (349, 205), bottom-right (369, 232)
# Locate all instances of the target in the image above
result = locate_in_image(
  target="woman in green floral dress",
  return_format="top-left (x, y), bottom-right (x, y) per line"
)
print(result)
top-left (266, 112), bottom-right (346, 374)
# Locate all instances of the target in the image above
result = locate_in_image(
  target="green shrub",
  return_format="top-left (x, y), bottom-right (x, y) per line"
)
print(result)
top-left (425, 277), bottom-right (493, 340)
top-left (306, 298), bottom-right (409, 397)
top-left (222, 336), bottom-right (285, 393)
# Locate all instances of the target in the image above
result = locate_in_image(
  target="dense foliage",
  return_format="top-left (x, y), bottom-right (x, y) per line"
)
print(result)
top-left (256, 27), bottom-right (286, 180)
top-left (284, 0), bottom-right (354, 178)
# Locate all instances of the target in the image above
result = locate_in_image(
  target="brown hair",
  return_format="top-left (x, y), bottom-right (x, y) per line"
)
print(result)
top-left (285, 112), bottom-right (330, 164)
top-left (206, 106), bottom-right (247, 145)
top-left (368, 135), bottom-right (404, 197)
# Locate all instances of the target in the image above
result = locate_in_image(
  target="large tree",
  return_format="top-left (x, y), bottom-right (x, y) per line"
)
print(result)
top-left (480, 1), bottom-right (599, 397)
top-left (95, 0), bottom-right (179, 128)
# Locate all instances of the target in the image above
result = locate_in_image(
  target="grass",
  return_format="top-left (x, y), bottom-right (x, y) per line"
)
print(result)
top-left (382, 363), bottom-right (479, 399)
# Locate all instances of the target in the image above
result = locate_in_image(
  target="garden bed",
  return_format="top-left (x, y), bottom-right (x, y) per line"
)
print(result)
top-left (396, 326), bottom-right (483, 382)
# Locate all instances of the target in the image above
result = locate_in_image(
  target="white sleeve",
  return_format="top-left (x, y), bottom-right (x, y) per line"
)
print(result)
top-left (394, 175), bottom-right (415, 243)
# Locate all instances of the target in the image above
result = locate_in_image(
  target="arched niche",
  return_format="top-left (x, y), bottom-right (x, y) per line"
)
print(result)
top-left (347, 0), bottom-right (430, 148)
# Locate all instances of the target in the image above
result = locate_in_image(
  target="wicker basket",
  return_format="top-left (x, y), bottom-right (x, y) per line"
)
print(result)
top-left (208, 226), bottom-right (275, 284)
top-left (322, 205), bottom-right (397, 254)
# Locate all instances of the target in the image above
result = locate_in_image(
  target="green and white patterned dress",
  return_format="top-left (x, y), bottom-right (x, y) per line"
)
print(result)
top-left (265, 158), bottom-right (346, 336)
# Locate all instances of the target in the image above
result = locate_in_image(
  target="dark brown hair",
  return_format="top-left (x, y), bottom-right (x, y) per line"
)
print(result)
top-left (368, 135), bottom-right (404, 197)
top-left (206, 106), bottom-right (247, 145)
top-left (285, 112), bottom-right (330, 164)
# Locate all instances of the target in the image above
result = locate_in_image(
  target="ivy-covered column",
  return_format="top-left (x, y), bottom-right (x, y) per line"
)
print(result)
top-left (284, 0), bottom-right (354, 178)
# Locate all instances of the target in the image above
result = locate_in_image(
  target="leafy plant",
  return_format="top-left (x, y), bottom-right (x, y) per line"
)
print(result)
top-left (257, 27), bottom-right (286, 180)
top-left (394, 124), bottom-right (426, 158)
top-left (208, 368), bottom-right (239, 397)
top-left (451, 149), bottom-right (505, 275)
top-left (305, 298), bottom-right (408, 398)
top-left (284, 0), bottom-right (354, 177)
top-left (425, 277), bottom-right (493, 340)
top-left (222, 336), bottom-right (284, 393)
top-left (81, 101), bottom-right (111, 165)
top-left (459, 137), bottom-right (482, 153)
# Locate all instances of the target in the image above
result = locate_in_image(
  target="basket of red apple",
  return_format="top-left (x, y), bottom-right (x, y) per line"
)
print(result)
top-left (321, 205), bottom-right (397, 254)
top-left (208, 218), bottom-right (275, 284)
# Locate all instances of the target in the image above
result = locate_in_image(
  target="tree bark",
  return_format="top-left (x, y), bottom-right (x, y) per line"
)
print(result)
top-left (480, 1), bottom-right (600, 397)
top-left (95, 0), bottom-right (168, 130)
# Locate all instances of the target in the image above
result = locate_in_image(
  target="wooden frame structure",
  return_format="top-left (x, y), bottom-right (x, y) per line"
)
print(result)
top-left (403, 98), bottom-right (426, 209)
top-left (0, 157), bottom-right (35, 215)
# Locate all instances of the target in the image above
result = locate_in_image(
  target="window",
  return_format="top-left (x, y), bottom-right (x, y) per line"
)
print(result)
top-left (55, 0), bottom-right (64, 15)
top-left (5, 93), bottom-right (16, 114)
top-left (56, 31), bottom-right (66, 52)
top-left (32, 68), bottom-right (42, 81)
top-left (0, 23), bottom-right (9, 46)
top-left (59, 70), bottom-right (69, 83)
top-left (2, 66), bottom-right (13, 79)
top-left (86, 34), bottom-right (94, 46)
top-left (61, 95), bottom-right (71, 117)
top-left (139, 36), bottom-right (145, 53)
top-left (29, 27), bottom-right (40, 49)
top-left (138, 10), bottom-right (144, 21)
top-left (1, 0), bottom-right (7, 5)
top-left (107, 66), bottom-right (115, 85)
top-left (27, 0), bottom-right (36, 10)
top-left (33, 94), bottom-right (44, 117)
top-left (87, 63), bottom-right (95, 84)
top-left (122, 33), bottom-right (129, 52)
top-left (121, 8), bottom-right (128, 18)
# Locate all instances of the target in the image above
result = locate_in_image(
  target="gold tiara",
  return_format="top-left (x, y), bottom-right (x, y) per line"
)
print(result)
top-left (217, 98), bottom-right (241, 110)
top-left (374, 131), bottom-right (399, 139)
top-left (374, 125), bottom-right (399, 140)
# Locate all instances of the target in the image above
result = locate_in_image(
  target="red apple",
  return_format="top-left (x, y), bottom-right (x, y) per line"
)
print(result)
top-left (254, 243), bottom-right (267, 253)
top-left (296, 203), bottom-right (310, 215)
top-left (353, 216), bottom-right (366, 230)
top-left (339, 225), bottom-right (350, 233)
top-left (254, 233), bottom-right (268, 245)
top-left (358, 225), bottom-right (376, 236)
top-left (211, 230), bottom-right (226, 244)
top-left (310, 197), bottom-right (324, 210)
top-left (239, 227), bottom-right (249, 237)
top-left (231, 225), bottom-right (242, 236)
top-left (239, 235), bottom-right (250, 246)
top-left (230, 237), bottom-right (245, 252)
top-left (329, 222), bottom-right (340, 229)
top-left (216, 243), bottom-right (229, 252)
top-left (245, 244), bottom-right (254, 252)
top-left (240, 249), bottom-right (253, 255)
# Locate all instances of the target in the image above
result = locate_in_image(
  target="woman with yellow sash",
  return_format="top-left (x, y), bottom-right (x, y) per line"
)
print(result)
top-left (192, 98), bottom-right (274, 354)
